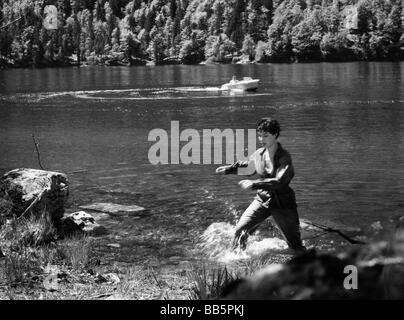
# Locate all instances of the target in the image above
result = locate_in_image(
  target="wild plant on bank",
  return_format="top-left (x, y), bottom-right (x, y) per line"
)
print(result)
top-left (0, 210), bottom-right (94, 289)
top-left (115, 266), bottom-right (143, 299)
top-left (0, 212), bottom-right (56, 249)
top-left (0, 211), bottom-right (57, 286)
top-left (57, 233), bottom-right (91, 270)
top-left (2, 247), bottom-right (39, 285)
top-left (188, 264), bottom-right (240, 300)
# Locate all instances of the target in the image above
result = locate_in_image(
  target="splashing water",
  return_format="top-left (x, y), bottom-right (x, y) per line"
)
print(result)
top-left (196, 222), bottom-right (288, 264)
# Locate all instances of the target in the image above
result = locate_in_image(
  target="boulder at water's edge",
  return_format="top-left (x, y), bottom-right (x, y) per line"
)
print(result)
top-left (0, 168), bottom-right (69, 222)
top-left (60, 211), bottom-right (107, 237)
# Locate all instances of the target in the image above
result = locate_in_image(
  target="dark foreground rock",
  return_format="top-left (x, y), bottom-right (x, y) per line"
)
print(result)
top-left (221, 223), bottom-right (404, 300)
top-left (0, 168), bottom-right (69, 222)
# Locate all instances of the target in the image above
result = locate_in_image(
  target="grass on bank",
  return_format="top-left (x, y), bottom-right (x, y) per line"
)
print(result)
top-left (0, 198), bottom-right (280, 300)
top-left (188, 264), bottom-right (240, 299)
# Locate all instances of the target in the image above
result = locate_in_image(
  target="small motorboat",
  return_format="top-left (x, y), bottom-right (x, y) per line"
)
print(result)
top-left (221, 76), bottom-right (260, 91)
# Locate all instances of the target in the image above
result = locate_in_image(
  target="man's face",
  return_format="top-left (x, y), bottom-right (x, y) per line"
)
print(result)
top-left (257, 130), bottom-right (277, 148)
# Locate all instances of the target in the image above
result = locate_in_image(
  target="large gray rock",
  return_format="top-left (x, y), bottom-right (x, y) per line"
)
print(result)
top-left (0, 168), bottom-right (69, 222)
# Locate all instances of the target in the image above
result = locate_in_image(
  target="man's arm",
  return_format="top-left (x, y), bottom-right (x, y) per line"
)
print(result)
top-left (216, 151), bottom-right (259, 175)
top-left (221, 160), bottom-right (248, 174)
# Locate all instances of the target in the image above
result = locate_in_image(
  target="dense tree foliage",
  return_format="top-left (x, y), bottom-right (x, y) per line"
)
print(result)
top-left (0, 0), bottom-right (402, 67)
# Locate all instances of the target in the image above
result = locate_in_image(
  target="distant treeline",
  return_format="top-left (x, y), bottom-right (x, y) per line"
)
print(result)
top-left (0, 0), bottom-right (403, 68)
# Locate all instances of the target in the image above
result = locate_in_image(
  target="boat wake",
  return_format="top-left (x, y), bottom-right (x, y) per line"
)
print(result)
top-left (196, 222), bottom-right (288, 264)
top-left (3, 89), bottom-right (403, 106)
top-left (72, 86), bottom-right (270, 100)
top-left (1, 86), bottom-right (270, 102)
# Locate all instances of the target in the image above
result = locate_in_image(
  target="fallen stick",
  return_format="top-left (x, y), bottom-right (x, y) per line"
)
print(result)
top-left (302, 219), bottom-right (366, 245)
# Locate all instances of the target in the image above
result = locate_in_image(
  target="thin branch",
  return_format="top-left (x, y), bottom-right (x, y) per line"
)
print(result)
top-left (32, 134), bottom-right (45, 170)
top-left (150, 269), bottom-right (162, 290)
top-left (0, 16), bottom-right (23, 30)
top-left (18, 189), bottom-right (48, 220)
top-left (302, 219), bottom-right (366, 245)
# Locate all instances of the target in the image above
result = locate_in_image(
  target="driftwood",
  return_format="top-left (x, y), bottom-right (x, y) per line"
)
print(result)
top-left (302, 219), bottom-right (366, 245)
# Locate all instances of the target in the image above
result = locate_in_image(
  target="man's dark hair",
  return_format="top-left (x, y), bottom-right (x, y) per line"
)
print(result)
top-left (257, 118), bottom-right (281, 138)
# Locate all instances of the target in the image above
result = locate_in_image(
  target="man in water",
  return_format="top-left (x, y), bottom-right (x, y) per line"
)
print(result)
top-left (216, 118), bottom-right (306, 254)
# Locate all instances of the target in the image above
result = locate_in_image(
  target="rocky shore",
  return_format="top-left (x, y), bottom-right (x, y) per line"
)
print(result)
top-left (1, 168), bottom-right (403, 300)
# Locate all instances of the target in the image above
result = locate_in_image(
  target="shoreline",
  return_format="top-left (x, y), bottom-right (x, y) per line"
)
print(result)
top-left (0, 222), bottom-right (396, 300)
top-left (1, 57), bottom-right (404, 70)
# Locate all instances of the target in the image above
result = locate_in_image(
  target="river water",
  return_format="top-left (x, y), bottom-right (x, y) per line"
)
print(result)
top-left (1, 62), bottom-right (404, 267)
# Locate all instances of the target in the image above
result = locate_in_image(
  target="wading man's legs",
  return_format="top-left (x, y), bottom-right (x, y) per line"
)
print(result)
top-left (233, 200), bottom-right (305, 252)
top-left (233, 200), bottom-right (270, 250)
top-left (271, 207), bottom-right (305, 253)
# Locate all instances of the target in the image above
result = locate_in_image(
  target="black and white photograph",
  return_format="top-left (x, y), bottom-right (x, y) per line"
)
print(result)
top-left (0, 0), bottom-right (404, 307)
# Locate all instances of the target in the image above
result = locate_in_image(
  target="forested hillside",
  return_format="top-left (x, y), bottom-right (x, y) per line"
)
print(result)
top-left (0, 0), bottom-right (403, 67)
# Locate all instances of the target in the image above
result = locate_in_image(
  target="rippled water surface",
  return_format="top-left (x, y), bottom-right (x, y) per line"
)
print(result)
top-left (1, 63), bottom-right (403, 265)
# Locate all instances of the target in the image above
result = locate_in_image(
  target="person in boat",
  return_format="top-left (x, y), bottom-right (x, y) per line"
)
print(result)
top-left (216, 118), bottom-right (306, 254)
